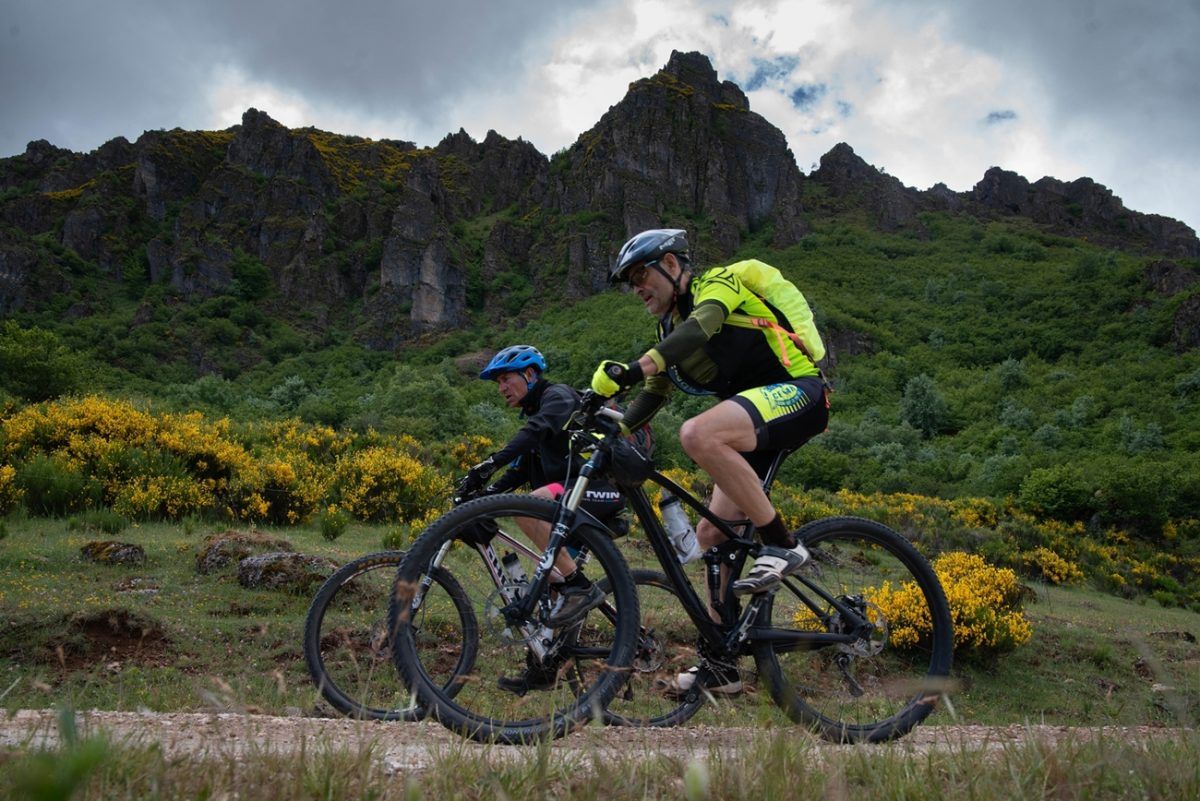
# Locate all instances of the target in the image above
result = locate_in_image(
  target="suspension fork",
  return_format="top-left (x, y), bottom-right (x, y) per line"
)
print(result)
top-left (501, 454), bottom-right (602, 625)
top-left (409, 540), bottom-right (453, 610)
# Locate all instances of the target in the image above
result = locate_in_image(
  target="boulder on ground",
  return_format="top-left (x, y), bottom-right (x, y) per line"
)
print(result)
top-left (196, 529), bottom-right (294, 574)
top-left (80, 541), bottom-right (146, 566)
top-left (237, 551), bottom-right (337, 593)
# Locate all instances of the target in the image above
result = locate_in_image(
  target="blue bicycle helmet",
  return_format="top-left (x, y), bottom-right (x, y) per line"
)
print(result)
top-left (479, 345), bottom-right (547, 381)
top-left (610, 228), bottom-right (690, 285)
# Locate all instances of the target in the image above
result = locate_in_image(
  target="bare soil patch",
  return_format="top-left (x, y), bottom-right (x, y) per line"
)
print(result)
top-left (35, 609), bottom-right (172, 671)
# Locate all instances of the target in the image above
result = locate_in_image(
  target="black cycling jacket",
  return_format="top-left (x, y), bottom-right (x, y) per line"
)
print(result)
top-left (487, 380), bottom-right (581, 492)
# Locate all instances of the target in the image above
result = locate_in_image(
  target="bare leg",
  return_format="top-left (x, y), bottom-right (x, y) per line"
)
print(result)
top-left (695, 486), bottom-right (744, 623)
top-left (515, 485), bottom-right (576, 580)
top-left (678, 400), bottom-right (775, 526)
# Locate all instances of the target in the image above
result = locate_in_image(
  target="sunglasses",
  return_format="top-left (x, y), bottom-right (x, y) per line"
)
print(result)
top-left (628, 259), bottom-right (659, 286)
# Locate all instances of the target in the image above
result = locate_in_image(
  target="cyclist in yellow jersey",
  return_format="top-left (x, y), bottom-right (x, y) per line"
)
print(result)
top-left (592, 228), bottom-right (829, 694)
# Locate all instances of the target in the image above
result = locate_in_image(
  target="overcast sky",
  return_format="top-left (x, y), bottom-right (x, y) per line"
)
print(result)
top-left (3, 0), bottom-right (1198, 233)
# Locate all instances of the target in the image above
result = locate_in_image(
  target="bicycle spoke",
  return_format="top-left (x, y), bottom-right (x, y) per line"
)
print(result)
top-left (389, 494), bottom-right (640, 743)
top-left (752, 517), bottom-right (953, 743)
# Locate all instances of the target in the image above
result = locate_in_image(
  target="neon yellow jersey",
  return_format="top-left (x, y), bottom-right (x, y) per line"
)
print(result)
top-left (638, 266), bottom-right (817, 400)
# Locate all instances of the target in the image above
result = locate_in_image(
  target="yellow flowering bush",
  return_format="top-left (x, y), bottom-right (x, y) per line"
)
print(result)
top-left (3, 396), bottom-right (158, 459)
top-left (256, 419), bottom-right (352, 463)
top-left (448, 435), bottom-right (495, 471)
top-left (333, 446), bottom-right (449, 523)
top-left (1, 396), bottom-right (261, 520)
top-left (153, 411), bottom-right (252, 480)
top-left (0, 464), bottom-right (22, 513)
top-left (1022, 546), bottom-right (1084, 585)
top-left (868, 551), bottom-right (1033, 654)
top-left (773, 487), bottom-right (1007, 545)
top-left (228, 449), bottom-right (328, 525)
top-left (654, 466), bottom-right (708, 504)
top-left (112, 474), bottom-right (213, 519)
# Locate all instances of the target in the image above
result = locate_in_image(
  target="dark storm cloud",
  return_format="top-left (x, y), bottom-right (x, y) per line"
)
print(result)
top-left (0, 0), bottom-right (601, 156)
top-left (899, 0), bottom-right (1200, 151)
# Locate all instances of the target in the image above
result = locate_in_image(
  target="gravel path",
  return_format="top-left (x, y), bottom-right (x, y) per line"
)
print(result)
top-left (0, 710), bottom-right (1182, 773)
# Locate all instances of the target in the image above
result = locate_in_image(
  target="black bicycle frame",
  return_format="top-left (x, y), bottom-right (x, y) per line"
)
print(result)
top-left (621, 460), bottom-right (866, 661)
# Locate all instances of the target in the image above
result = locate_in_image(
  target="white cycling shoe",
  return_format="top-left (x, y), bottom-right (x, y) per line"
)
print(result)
top-left (662, 664), bottom-right (743, 697)
top-left (731, 542), bottom-right (810, 596)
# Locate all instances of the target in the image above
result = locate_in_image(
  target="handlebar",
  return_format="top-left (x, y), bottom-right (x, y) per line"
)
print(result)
top-left (574, 389), bottom-right (625, 436)
top-left (597, 405), bottom-right (624, 422)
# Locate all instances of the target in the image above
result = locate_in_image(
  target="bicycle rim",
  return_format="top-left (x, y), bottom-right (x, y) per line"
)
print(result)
top-left (389, 494), bottom-right (640, 744)
top-left (303, 551), bottom-right (476, 721)
top-left (594, 569), bottom-right (706, 728)
top-left (752, 516), bottom-right (953, 742)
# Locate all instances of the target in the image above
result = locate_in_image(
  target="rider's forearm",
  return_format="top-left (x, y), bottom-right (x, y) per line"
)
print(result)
top-left (488, 468), bottom-right (524, 494)
top-left (621, 385), bottom-right (670, 430)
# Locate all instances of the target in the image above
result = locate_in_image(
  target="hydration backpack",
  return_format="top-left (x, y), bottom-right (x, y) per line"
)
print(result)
top-left (721, 259), bottom-right (826, 368)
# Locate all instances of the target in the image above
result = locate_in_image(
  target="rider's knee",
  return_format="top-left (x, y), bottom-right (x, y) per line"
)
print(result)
top-left (695, 518), bottom-right (726, 550)
top-left (679, 418), bottom-right (707, 457)
top-left (530, 485), bottom-right (556, 500)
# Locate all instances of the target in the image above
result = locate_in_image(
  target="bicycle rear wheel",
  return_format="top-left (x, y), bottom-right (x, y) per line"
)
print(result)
top-left (752, 516), bottom-right (953, 743)
top-left (594, 569), bottom-right (705, 728)
top-left (303, 551), bottom-right (476, 720)
top-left (389, 494), bottom-right (640, 743)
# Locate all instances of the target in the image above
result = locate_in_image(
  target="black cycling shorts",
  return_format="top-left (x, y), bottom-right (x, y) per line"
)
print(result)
top-left (730, 375), bottom-right (829, 478)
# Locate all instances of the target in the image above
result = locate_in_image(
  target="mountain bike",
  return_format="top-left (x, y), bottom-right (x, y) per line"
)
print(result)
top-left (389, 391), bottom-right (954, 744)
top-left (304, 514), bottom-right (683, 727)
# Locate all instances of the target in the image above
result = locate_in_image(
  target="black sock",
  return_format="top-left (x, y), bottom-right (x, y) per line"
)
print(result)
top-left (758, 513), bottom-right (795, 548)
top-left (562, 569), bottom-right (592, 589)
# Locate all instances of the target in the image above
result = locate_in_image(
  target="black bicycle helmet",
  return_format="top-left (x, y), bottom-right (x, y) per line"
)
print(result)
top-left (610, 228), bottom-right (690, 285)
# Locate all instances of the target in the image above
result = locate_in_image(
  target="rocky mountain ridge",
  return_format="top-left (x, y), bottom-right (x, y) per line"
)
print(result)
top-left (1, 51), bottom-right (1196, 349)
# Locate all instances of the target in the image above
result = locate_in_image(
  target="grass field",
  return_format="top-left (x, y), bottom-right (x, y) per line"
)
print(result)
top-left (2, 513), bottom-right (1199, 798)
top-left (1, 515), bottom-right (1197, 730)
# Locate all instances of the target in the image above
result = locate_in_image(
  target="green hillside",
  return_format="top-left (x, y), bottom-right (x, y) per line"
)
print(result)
top-left (3, 206), bottom-right (1199, 603)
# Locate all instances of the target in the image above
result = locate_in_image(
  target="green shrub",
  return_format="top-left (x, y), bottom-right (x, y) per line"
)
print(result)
top-left (318, 506), bottom-right (350, 542)
top-left (380, 526), bottom-right (409, 549)
top-left (1093, 463), bottom-right (1176, 535)
top-left (231, 251), bottom-right (271, 300)
top-left (0, 322), bottom-right (83, 401)
top-left (1018, 465), bottom-right (1093, 521)
top-left (900, 374), bottom-right (949, 438)
top-left (15, 454), bottom-right (103, 516)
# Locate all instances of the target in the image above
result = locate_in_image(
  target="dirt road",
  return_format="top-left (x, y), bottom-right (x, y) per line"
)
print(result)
top-left (0, 710), bottom-right (1178, 772)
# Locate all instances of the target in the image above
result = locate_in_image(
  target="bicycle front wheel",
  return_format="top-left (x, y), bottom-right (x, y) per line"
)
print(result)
top-left (752, 516), bottom-right (953, 743)
top-left (389, 494), bottom-right (641, 744)
top-left (303, 550), bottom-right (476, 720)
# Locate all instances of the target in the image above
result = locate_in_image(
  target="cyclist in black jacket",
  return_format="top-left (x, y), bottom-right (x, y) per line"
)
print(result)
top-left (458, 345), bottom-right (624, 692)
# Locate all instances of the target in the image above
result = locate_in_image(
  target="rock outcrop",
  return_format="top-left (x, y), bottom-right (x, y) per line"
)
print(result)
top-left (970, 168), bottom-right (1198, 258)
top-left (550, 50), bottom-right (808, 278)
top-left (237, 552), bottom-right (337, 592)
top-left (1, 52), bottom-right (1196, 353)
top-left (810, 143), bottom-right (923, 233)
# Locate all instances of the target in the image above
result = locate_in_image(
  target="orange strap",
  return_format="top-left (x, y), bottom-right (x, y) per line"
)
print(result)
top-left (745, 316), bottom-right (810, 367)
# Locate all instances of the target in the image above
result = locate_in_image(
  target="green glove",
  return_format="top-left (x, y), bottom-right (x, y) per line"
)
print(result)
top-left (592, 360), bottom-right (643, 397)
